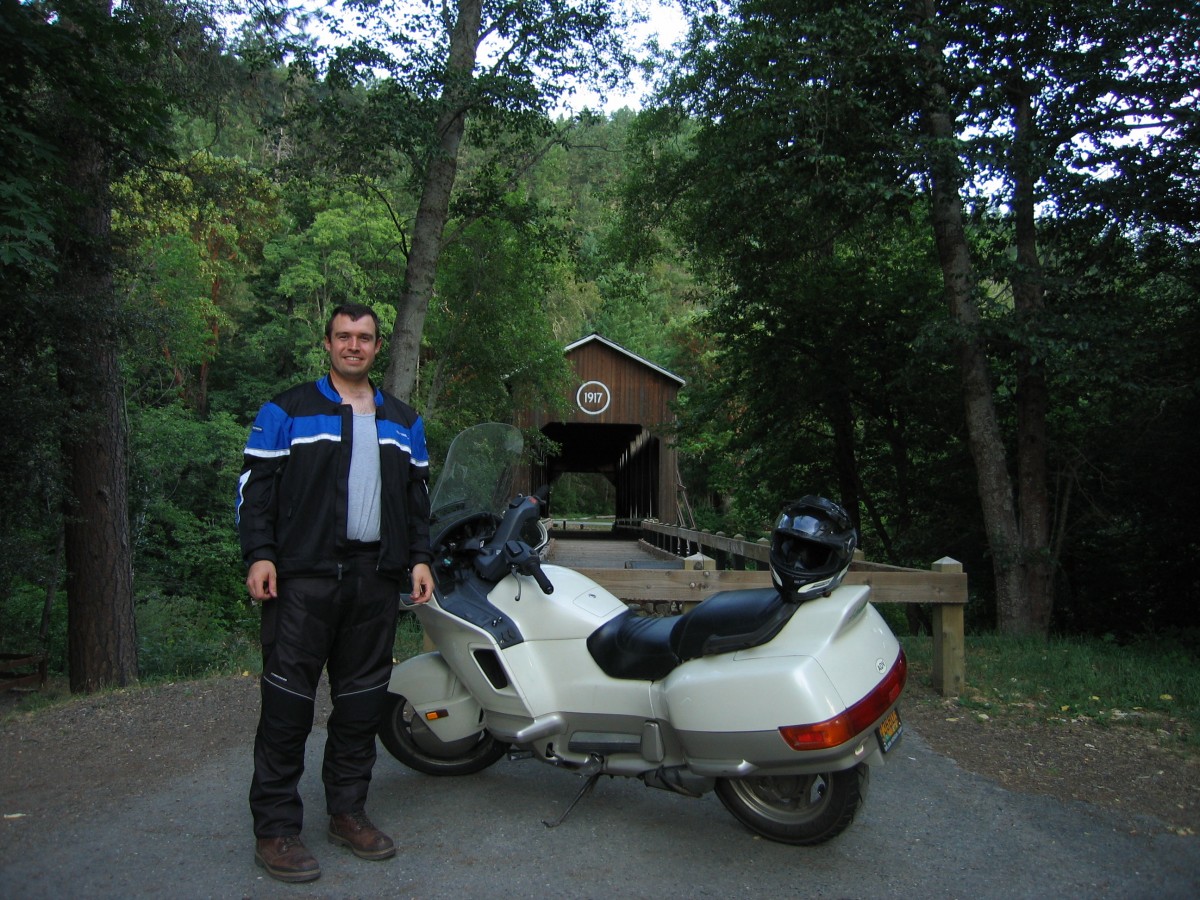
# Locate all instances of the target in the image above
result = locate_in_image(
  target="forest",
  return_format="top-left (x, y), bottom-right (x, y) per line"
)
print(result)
top-left (1, 0), bottom-right (1197, 693)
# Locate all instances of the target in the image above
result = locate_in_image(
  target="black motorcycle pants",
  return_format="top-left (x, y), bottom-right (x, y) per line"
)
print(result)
top-left (249, 547), bottom-right (400, 838)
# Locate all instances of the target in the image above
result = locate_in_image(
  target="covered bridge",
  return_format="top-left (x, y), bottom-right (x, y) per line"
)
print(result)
top-left (518, 334), bottom-right (685, 526)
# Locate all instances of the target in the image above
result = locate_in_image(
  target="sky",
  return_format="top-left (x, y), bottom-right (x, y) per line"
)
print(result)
top-left (266, 0), bottom-right (691, 115)
top-left (556, 0), bottom-right (689, 115)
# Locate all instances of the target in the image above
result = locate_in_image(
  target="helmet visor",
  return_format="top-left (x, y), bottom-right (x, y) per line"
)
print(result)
top-left (776, 512), bottom-right (826, 534)
top-left (776, 537), bottom-right (836, 572)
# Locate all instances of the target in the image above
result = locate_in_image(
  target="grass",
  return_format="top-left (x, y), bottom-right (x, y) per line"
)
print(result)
top-left (902, 632), bottom-right (1200, 748)
top-left (394, 611), bottom-right (428, 660)
top-left (1, 679), bottom-right (73, 718)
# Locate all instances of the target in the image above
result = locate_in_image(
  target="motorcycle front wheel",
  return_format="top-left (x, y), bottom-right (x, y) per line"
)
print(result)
top-left (378, 693), bottom-right (509, 776)
top-left (715, 766), bottom-right (865, 845)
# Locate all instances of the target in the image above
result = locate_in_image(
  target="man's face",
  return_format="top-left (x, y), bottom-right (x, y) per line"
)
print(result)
top-left (324, 313), bottom-right (382, 383)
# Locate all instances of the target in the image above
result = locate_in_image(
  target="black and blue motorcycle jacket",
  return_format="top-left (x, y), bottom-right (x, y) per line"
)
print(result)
top-left (236, 375), bottom-right (432, 581)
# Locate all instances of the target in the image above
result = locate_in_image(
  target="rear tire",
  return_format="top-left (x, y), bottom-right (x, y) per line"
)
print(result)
top-left (378, 693), bottom-right (508, 776)
top-left (715, 766), bottom-right (865, 845)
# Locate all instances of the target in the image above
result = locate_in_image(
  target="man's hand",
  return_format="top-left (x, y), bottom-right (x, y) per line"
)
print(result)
top-left (247, 559), bottom-right (277, 603)
top-left (410, 562), bottom-right (434, 604)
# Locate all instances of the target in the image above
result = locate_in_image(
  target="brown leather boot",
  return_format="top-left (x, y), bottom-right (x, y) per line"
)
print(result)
top-left (254, 835), bottom-right (321, 883)
top-left (328, 811), bottom-right (396, 860)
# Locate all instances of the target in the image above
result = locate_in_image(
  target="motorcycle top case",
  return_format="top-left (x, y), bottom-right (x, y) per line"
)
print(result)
top-left (661, 585), bottom-right (902, 737)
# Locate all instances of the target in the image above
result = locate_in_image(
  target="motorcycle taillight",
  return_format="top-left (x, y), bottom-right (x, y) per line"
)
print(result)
top-left (778, 650), bottom-right (908, 752)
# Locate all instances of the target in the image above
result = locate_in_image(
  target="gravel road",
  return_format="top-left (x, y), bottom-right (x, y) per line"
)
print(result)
top-left (1, 675), bottom-right (1198, 899)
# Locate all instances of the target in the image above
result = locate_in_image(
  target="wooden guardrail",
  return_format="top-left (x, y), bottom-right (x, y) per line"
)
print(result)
top-left (639, 520), bottom-right (773, 569)
top-left (579, 521), bottom-right (968, 697)
top-left (0, 651), bottom-right (48, 691)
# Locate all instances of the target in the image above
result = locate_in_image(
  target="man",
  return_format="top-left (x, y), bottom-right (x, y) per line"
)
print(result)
top-left (236, 303), bottom-right (434, 883)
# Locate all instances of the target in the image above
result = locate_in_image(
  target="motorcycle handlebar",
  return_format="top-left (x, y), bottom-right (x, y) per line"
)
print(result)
top-left (499, 538), bottom-right (555, 595)
top-left (474, 491), bottom-right (553, 589)
top-left (529, 559), bottom-right (555, 595)
top-left (486, 492), bottom-right (545, 550)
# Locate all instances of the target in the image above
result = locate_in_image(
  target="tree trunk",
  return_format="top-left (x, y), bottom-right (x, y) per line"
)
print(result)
top-left (55, 0), bottom-right (139, 690)
top-left (60, 332), bottom-right (138, 692)
top-left (914, 1), bottom-right (1028, 633)
top-left (384, 0), bottom-right (483, 402)
top-left (1009, 79), bottom-right (1056, 634)
top-left (827, 383), bottom-right (862, 526)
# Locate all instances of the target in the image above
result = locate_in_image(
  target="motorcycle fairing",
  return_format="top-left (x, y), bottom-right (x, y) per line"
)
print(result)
top-left (435, 577), bottom-right (523, 648)
top-left (386, 651), bottom-right (488, 743)
top-left (677, 725), bottom-right (885, 777)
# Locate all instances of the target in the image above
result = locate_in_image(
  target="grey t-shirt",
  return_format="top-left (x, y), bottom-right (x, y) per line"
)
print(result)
top-left (346, 412), bottom-right (382, 542)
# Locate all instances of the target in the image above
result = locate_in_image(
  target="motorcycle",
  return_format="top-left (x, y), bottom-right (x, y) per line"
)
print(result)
top-left (381, 423), bottom-right (907, 845)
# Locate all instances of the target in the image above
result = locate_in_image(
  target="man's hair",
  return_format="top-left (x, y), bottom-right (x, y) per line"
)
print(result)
top-left (325, 303), bottom-right (382, 340)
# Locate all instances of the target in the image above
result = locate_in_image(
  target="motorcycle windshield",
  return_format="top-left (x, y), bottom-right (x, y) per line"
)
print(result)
top-left (428, 423), bottom-right (525, 526)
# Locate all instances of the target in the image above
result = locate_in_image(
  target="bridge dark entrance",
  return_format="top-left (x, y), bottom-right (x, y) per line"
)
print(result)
top-left (519, 334), bottom-right (685, 526)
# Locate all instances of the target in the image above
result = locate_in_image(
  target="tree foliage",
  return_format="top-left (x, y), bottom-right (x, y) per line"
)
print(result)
top-left (259, 0), bottom-right (637, 402)
top-left (3, 0), bottom-right (1197, 690)
top-left (0, 0), bottom-right (232, 690)
top-left (635, 0), bottom-right (1200, 636)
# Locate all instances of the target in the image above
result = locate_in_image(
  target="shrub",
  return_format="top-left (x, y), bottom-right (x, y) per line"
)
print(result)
top-left (136, 592), bottom-right (258, 678)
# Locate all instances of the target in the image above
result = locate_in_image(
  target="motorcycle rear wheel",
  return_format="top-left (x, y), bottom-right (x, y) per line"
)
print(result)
top-left (378, 693), bottom-right (509, 776)
top-left (715, 766), bottom-right (865, 845)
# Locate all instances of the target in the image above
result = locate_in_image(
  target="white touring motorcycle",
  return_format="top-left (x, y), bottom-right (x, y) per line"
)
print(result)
top-left (381, 423), bottom-right (907, 845)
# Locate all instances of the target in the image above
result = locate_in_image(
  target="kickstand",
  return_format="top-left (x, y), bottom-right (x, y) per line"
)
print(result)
top-left (542, 772), bottom-right (601, 828)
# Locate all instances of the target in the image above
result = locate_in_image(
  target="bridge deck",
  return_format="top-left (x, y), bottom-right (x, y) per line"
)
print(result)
top-left (546, 536), bottom-right (654, 569)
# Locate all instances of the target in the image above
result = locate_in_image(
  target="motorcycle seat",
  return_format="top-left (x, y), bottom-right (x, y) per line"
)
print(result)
top-left (585, 611), bottom-right (681, 681)
top-left (587, 587), bottom-right (797, 681)
top-left (672, 588), bottom-right (796, 661)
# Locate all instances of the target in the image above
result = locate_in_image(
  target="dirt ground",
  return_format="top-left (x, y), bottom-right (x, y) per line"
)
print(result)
top-left (898, 682), bottom-right (1200, 836)
top-left (2, 673), bottom-right (1198, 837)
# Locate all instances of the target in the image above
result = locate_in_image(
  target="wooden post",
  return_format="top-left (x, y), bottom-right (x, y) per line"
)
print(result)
top-left (930, 557), bottom-right (965, 697)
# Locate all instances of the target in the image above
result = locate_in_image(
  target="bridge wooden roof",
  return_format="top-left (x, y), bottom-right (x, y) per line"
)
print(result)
top-left (519, 333), bottom-right (684, 523)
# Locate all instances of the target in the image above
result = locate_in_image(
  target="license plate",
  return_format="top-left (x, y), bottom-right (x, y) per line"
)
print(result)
top-left (877, 708), bottom-right (903, 753)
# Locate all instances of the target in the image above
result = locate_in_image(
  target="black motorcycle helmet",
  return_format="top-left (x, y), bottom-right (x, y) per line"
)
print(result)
top-left (769, 495), bottom-right (858, 601)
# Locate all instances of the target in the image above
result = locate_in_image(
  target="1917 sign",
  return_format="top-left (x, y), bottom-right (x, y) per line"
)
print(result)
top-left (576, 380), bottom-right (611, 415)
